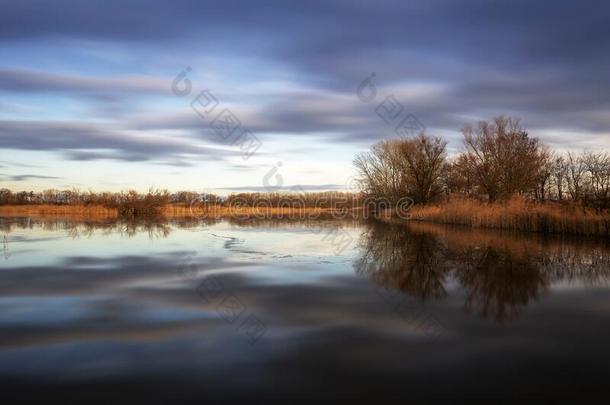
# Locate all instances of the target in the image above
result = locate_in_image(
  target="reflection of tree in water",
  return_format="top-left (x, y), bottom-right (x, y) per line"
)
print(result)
top-left (355, 221), bottom-right (610, 323)
top-left (0, 216), bottom-right (361, 238)
top-left (64, 220), bottom-right (173, 239)
top-left (453, 246), bottom-right (547, 322)
top-left (355, 221), bottom-right (449, 301)
top-left (0, 217), bottom-right (175, 240)
top-left (2, 233), bottom-right (9, 260)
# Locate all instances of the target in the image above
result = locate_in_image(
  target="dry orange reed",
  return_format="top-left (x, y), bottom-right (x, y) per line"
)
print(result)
top-left (0, 204), bottom-right (117, 219)
top-left (0, 204), bottom-right (357, 220)
top-left (161, 204), bottom-right (360, 219)
top-left (409, 196), bottom-right (609, 237)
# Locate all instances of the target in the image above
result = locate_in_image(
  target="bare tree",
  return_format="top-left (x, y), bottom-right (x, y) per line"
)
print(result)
top-left (566, 152), bottom-right (587, 201)
top-left (459, 116), bottom-right (547, 202)
top-left (582, 151), bottom-right (610, 209)
top-left (354, 134), bottom-right (447, 205)
top-left (550, 156), bottom-right (568, 201)
top-left (354, 139), bottom-right (410, 205)
top-left (534, 149), bottom-right (553, 202)
top-left (444, 155), bottom-right (477, 197)
top-left (399, 134), bottom-right (448, 203)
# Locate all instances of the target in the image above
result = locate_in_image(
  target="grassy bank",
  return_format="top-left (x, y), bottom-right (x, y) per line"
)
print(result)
top-left (408, 197), bottom-right (610, 237)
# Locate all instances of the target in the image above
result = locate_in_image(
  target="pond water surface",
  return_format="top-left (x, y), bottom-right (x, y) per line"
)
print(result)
top-left (1, 217), bottom-right (609, 401)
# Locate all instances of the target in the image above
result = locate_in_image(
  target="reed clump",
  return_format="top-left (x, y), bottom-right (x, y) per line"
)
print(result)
top-left (115, 189), bottom-right (170, 219)
top-left (409, 196), bottom-right (610, 237)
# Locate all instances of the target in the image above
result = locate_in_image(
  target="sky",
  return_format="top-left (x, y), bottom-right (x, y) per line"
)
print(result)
top-left (1, 0), bottom-right (609, 194)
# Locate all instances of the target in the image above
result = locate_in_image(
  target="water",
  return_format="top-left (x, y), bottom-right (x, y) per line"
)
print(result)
top-left (1, 217), bottom-right (609, 401)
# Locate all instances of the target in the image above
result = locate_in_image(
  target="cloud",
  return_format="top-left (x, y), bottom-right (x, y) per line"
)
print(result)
top-left (126, 76), bottom-right (610, 150)
top-left (0, 0), bottom-right (609, 182)
top-left (0, 161), bottom-right (41, 168)
top-left (0, 120), bottom-right (240, 162)
top-left (5, 174), bottom-right (61, 182)
top-left (0, 69), bottom-right (170, 97)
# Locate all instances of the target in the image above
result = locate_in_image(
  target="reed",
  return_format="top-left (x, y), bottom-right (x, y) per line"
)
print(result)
top-left (409, 196), bottom-right (610, 237)
top-left (0, 203), bottom-right (361, 220)
top-left (0, 204), bottom-right (117, 219)
top-left (2, 198), bottom-right (608, 237)
top-left (161, 204), bottom-right (360, 219)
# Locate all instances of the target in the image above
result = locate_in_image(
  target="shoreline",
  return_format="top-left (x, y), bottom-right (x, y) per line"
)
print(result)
top-left (1, 200), bottom-right (608, 237)
top-left (0, 204), bottom-right (362, 220)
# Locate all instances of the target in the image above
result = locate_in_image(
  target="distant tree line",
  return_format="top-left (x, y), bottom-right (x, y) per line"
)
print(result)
top-left (0, 189), bottom-right (226, 206)
top-left (0, 188), bottom-right (365, 211)
top-left (354, 116), bottom-right (610, 211)
top-left (224, 191), bottom-right (364, 209)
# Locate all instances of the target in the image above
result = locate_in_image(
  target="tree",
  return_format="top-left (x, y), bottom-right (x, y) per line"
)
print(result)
top-left (399, 134), bottom-right (448, 203)
top-left (550, 156), bottom-right (568, 201)
top-left (0, 189), bottom-right (13, 205)
top-left (354, 139), bottom-right (409, 205)
top-left (534, 149), bottom-right (553, 202)
top-left (582, 151), bottom-right (610, 209)
top-left (566, 152), bottom-right (587, 201)
top-left (354, 134), bottom-right (447, 205)
top-left (459, 116), bottom-right (547, 202)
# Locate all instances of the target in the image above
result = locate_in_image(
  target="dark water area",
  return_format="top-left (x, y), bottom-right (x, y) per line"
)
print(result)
top-left (1, 217), bottom-right (609, 402)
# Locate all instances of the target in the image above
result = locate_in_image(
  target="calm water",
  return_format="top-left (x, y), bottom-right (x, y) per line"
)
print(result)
top-left (1, 217), bottom-right (609, 401)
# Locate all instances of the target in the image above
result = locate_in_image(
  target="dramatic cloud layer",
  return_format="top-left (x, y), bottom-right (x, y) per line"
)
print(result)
top-left (1, 0), bottom-right (608, 191)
